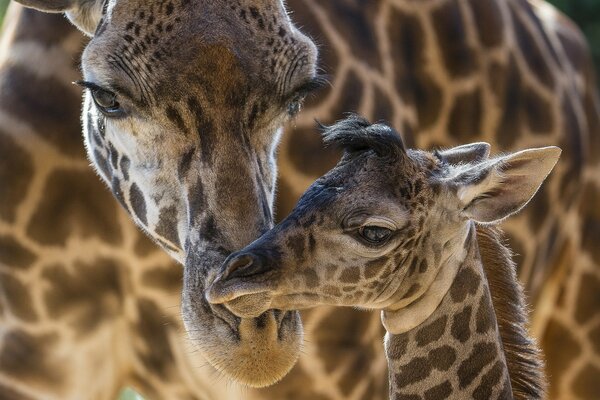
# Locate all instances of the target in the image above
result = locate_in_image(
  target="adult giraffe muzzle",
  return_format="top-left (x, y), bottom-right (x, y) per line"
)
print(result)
top-left (13, 0), bottom-right (319, 387)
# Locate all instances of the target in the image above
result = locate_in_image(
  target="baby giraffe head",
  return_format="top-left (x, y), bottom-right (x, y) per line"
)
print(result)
top-left (208, 116), bottom-right (560, 332)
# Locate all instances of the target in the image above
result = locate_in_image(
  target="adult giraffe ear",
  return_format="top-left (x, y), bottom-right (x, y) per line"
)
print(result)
top-left (14, 0), bottom-right (105, 36)
top-left (437, 142), bottom-right (491, 165)
top-left (452, 146), bottom-right (561, 224)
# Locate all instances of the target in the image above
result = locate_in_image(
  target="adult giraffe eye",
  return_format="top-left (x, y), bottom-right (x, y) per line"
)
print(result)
top-left (358, 226), bottom-right (393, 245)
top-left (77, 81), bottom-right (124, 117)
top-left (91, 88), bottom-right (122, 116)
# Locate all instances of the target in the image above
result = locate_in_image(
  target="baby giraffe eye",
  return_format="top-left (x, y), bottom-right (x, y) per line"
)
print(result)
top-left (358, 226), bottom-right (393, 245)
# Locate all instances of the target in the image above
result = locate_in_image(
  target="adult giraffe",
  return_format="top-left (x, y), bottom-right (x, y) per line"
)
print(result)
top-left (0, 1), bottom-right (598, 400)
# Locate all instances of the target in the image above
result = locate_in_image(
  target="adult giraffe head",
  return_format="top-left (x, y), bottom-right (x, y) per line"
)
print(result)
top-left (14, 0), bottom-right (318, 387)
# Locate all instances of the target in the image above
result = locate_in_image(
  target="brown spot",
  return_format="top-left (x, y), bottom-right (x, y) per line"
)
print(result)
top-left (316, 1), bottom-right (383, 71)
top-left (493, 57), bottom-right (523, 150)
top-left (510, 5), bottom-right (554, 88)
top-left (472, 360), bottom-right (504, 400)
top-left (572, 364), bottom-right (600, 399)
top-left (135, 298), bottom-right (176, 376)
top-left (0, 329), bottom-right (62, 386)
top-left (284, 126), bottom-right (340, 179)
top-left (424, 380), bottom-right (452, 400)
top-left (0, 133), bottom-right (34, 223)
top-left (394, 394), bottom-right (420, 400)
top-left (395, 356), bottom-right (431, 389)
top-left (155, 205), bottom-right (181, 248)
top-left (542, 318), bottom-right (582, 397)
top-left (43, 258), bottom-right (123, 334)
top-left (523, 88), bottom-right (553, 134)
top-left (13, 9), bottom-right (81, 46)
top-left (574, 272), bottom-right (600, 324)
top-left (415, 316), bottom-right (447, 347)
top-left (373, 86), bottom-right (395, 123)
top-left (0, 68), bottom-right (84, 158)
top-left (468, 0), bottom-right (504, 48)
top-left (432, 1), bottom-right (477, 77)
top-left (340, 266), bottom-right (361, 283)
top-left (457, 342), bottom-right (497, 388)
top-left (579, 183), bottom-right (600, 265)
top-left (314, 308), bottom-right (375, 373)
top-left (26, 169), bottom-right (123, 246)
top-left (129, 183), bottom-right (147, 226)
top-left (476, 292), bottom-right (494, 333)
top-left (388, 8), bottom-right (442, 129)
top-left (526, 182), bottom-right (549, 232)
top-left (589, 321), bottom-right (600, 355)
top-left (0, 235), bottom-right (37, 270)
top-left (0, 382), bottom-right (35, 400)
top-left (447, 89), bottom-right (482, 142)
top-left (450, 266), bottom-right (479, 303)
top-left (330, 70), bottom-right (364, 119)
top-left (388, 334), bottom-right (409, 360)
top-left (141, 264), bottom-right (182, 293)
top-left (0, 273), bottom-right (37, 322)
top-left (451, 305), bottom-right (472, 343)
top-left (558, 95), bottom-right (584, 206)
top-left (428, 345), bottom-right (456, 371)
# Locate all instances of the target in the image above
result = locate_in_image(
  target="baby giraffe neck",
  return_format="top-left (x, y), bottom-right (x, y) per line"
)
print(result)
top-left (384, 225), bottom-right (513, 399)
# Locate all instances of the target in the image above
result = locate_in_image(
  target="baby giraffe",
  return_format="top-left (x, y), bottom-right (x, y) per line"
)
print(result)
top-left (208, 116), bottom-right (559, 399)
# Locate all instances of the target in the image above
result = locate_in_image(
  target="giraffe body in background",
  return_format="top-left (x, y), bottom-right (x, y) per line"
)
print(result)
top-left (209, 117), bottom-right (560, 399)
top-left (0, 0), bottom-right (598, 399)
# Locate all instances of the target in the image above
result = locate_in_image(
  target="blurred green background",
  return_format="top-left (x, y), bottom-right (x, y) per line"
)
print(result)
top-left (0, 0), bottom-right (596, 399)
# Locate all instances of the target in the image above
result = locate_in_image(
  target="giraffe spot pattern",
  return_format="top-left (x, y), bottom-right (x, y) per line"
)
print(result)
top-left (0, 68), bottom-right (83, 158)
top-left (26, 169), bottom-right (123, 246)
top-left (43, 258), bottom-right (124, 334)
top-left (472, 360), bottom-right (504, 400)
top-left (573, 364), bottom-right (600, 399)
top-left (340, 266), bottom-right (361, 283)
top-left (387, 8), bottom-right (442, 129)
top-left (415, 315), bottom-right (447, 347)
top-left (129, 182), bottom-right (148, 226)
top-left (424, 380), bottom-right (452, 400)
top-left (574, 272), bottom-right (600, 325)
top-left (542, 318), bottom-right (582, 398)
top-left (135, 298), bottom-right (177, 376)
top-left (0, 273), bottom-right (37, 322)
top-left (451, 305), bottom-right (472, 343)
top-left (447, 89), bottom-right (482, 142)
top-left (431, 1), bottom-right (478, 78)
top-left (457, 341), bottom-right (498, 388)
top-left (0, 235), bottom-right (37, 270)
top-left (450, 266), bottom-right (479, 303)
top-left (579, 183), bottom-right (600, 265)
top-left (475, 291), bottom-right (494, 333)
top-left (0, 132), bottom-right (34, 224)
top-left (0, 330), bottom-right (62, 386)
top-left (155, 205), bottom-right (181, 248)
top-left (468, 0), bottom-right (504, 48)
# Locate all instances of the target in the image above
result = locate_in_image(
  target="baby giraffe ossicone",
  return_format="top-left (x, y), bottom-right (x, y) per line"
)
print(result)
top-left (208, 116), bottom-right (560, 399)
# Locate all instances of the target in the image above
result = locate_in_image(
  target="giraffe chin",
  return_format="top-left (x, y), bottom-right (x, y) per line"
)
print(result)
top-left (182, 293), bottom-right (302, 388)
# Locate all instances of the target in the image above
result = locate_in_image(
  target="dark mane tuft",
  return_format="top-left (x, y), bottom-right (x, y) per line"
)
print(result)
top-left (477, 226), bottom-right (546, 399)
top-left (320, 114), bottom-right (405, 158)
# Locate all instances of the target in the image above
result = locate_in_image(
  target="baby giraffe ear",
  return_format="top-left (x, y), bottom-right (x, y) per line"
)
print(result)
top-left (13, 0), bottom-right (105, 36)
top-left (453, 146), bottom-right (561, 224)
top-left (437, 142), bottom-right (491, 165)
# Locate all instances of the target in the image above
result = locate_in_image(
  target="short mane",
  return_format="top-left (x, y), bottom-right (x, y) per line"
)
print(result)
top-left (320, 115), bottom-right (405, 158)
top-left (476, 225), bottom-right (546, 399)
